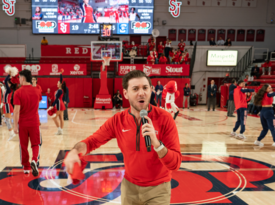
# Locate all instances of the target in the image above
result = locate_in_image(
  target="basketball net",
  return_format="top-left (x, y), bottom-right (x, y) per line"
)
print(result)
top-left (103, 56), bottom-right (111, 67)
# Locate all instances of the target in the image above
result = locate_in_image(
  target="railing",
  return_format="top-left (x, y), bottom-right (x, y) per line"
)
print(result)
top-left (189, 42), bottom-right (197, 78)
top-left (254, 48), bottom-right (269, 62)
top-left (222, 46), bottom-right (253, 82)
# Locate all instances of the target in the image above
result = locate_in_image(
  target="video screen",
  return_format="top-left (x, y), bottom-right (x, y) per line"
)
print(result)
top-left (32, 0), bottom-right (154, 35)
top-left (207, 50), bottom-right (238, 66)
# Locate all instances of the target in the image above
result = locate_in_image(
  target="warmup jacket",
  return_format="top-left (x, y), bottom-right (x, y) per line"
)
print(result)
top-left (82, 105), bottom-right (182, 187)
top-left (262, 92), bottom-right (275, 106)
top-left (232, 86), bottom-right (254, 110)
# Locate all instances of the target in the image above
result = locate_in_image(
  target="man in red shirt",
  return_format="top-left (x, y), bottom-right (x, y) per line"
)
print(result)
top-left (262, 60), bottom-right (272, 75)
top-left (148, 35), bottom-right (153, 44)
top-left (159, 53), bottom-right (167, 64)
top-left (147, 51), bottom-right (155, 65)
top-left (64, 70), bottom-right (181, 204)
top-left (149, 39), bottom-right (155, 51)
top-left (178, 39), bottom-right (185, 53)
top-left (13, 70), bottom-right (42, 176)
top-left (32, 77), bottom-right (42, 94)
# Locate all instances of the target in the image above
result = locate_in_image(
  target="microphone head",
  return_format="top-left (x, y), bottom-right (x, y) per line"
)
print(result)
top-left (140, 109), bottom-right (148, 118)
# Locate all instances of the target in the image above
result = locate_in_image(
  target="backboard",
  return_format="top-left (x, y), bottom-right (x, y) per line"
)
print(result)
top-left (91, 41), bottom-right (123, 62)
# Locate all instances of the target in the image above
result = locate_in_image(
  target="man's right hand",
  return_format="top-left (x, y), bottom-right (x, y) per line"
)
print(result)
top-left (64, 149), bottom-right (81, 175)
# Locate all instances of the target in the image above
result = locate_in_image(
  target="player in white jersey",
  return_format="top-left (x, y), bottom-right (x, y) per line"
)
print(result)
top-left (129, 7), bottom-right (140, 21)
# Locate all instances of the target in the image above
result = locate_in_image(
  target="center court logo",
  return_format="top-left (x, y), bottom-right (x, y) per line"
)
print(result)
top-left (143, 65), bottom-right (161, 76)
top-left (22, 64), bottom-right (41, 75)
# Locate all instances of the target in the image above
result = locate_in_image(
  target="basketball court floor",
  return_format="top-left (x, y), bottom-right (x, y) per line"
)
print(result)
top-left (0, 106), bottom-right (275, 205)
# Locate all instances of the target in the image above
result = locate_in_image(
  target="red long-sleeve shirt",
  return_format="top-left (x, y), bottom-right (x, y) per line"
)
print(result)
top-left (147, 55), bottom-right (155, 65)
top-left (159, 56), bottom-right (167, 64)
top-left (82, 105), bottom-right (182, 187)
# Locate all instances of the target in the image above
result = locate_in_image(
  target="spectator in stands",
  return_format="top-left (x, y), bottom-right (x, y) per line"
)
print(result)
top-left (217, 37), bottom-right (225, 46)
top-left (227, 79), bottom-right (237, 117)
top-left (112, 90), bottom-right (123, 110)
top-left (244, 74), bottom-right (249, 85)
top-left (153, 48), bottom-right (158, 64)
top-left (41, 37), bottom-right (48, 45)
top-left (63, 82), bottom-right (70, 121)
top-left (169, 48), bottom-right (175, 64)
top-left (209, 37), bottom-right (216, 46)
top-left (46, 88), bottom-right (54, 107)
top-left (246, 92), bottom-right (252, 104)
top-left (251, 65), bottom-right (261, 79)
top-left (129, 48), bottom-right (137, 58)
top-left (158, 42), bottom-right (164, 58)
top-left (150, 86), bottom-right (157, 106)
top-left (164, 39), bottom-right (171, 59)
top-left (159, 53), bottom-right (167, 64)
top-left (262, 60), bottom-right (272, 75)
top-left (179, 52), bottom-right (187, 64)
top-left (178, 39), bottom-right (185, 53)
top-left (207, 80), bottom-right (217, 111)
top-left (148, 36), bottom-right (154, 44)
top-left (248, 93), bottom-right (255, 114)
top-left (224, 38), bottom-right (232, 46)
top-left (173, 50), bottom-right (180, 64)
top-left (155, 81), bottom-right (163, 107)
top-left (149, 39), bottom-right (155, 52)
top-left (147, 51), bottom-right (155, 65)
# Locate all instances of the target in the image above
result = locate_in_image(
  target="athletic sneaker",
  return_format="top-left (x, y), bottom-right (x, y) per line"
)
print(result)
top-left (237, 134), bottom-right (246, 140)
top-left (8, 132), bottom-right (16, 141)
top-left (112, 106), bottom-right (116, 110)
top-left (30, 160), bottom-right (39, 177)
top-left (230, 132), bottom-right (237, 137)
top-left (272, 143), bottom-right (275, 147)
top-left (254, 140), bottom-right (264, 147)
top-left (24, 170), bottom-right (30, 174)
top-left (55, 129), bottom-right (62, 135)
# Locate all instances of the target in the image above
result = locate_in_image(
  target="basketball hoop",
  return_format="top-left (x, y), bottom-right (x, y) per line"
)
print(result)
top-left (103, 56), bottom-right (111, 67)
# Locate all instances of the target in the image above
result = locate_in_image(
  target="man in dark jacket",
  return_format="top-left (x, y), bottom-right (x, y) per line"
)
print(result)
top-left (227, 79), bottom-right (237, 117)
top-left (207, 80), bottom-right (217, 111)
top-left (251, 65), bottom-right (260, 79)
top-left (63, 86), bottom-right (70, 120)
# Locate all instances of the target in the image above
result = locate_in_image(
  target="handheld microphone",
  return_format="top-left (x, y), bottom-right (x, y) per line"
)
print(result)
top-left (140, 109), bottom-right (151, 152)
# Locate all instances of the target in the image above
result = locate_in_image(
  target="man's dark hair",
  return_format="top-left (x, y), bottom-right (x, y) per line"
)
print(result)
top-left (19, 70), bottom-right (32, 83)
top-left (232, 79), bottom-right (236, 83)
top-left (237, 80), bottom-right (244, 85)
top-left (122, 70), bottom-right (152, 90)
top-left (43, 37), bottom-right (45, 39)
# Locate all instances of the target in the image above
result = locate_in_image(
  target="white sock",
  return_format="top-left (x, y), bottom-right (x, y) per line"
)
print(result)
top-left (58, 127), bottom-right (61, 131)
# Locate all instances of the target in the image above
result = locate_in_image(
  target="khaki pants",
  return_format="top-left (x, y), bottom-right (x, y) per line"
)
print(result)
top-left (121, 178), bottom-right (171, 205)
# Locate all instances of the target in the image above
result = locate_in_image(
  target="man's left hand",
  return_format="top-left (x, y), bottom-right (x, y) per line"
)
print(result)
top-left (64, 102), bottom-right (67, 105)
top-left (142, 116), bottom-right (160, 148)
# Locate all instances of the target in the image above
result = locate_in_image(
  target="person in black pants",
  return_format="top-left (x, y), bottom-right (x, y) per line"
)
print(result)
top-left (150, 86), bottom-right (157, 106)
top-left (227, 79), bottom-right (237, 117)
top-left (113, 90), bottom-right (123, 109)
top-left (62, 82), bottom-right (70, 120)
top-left (207, 80), bottom-right (217, 111)
top-left (253, 84), bottom-right (275, 147)
top-left (251, 65), bottom-right (261, 79)
top-left (183, 83), bottom-right (190, 109)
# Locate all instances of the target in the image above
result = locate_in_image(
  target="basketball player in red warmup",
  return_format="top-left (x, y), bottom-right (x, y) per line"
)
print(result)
top-left (231, 80), bottom-right (255, 139)
top-left (80, 0), bottom-right (94, 23)
top-left (50, 73), bottom-right (66, 135)
top-left (253, 84), bottom-right (275, 147)
top-left (64, 70), bottom-right (181, 204)
top-left (13, 70), bottom-right (42, 176)
top-left (4, 67), bottom-right (19, 141)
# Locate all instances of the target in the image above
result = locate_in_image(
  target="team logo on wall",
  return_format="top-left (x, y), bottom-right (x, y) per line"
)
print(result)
top-left (22, 64), bottom-right (41, 75)
top-left (58, 23), bottom-right (70, 34)
top-left (143, 65), bottom-right (161, 76)
top-left (50, 64), bottom-right (59, 75)
top-left (2, 0), bottom-right (16, 16)
top-left (131, 21), bottom-right (151, 33)
top-left (0, 152), bottom-right (274, 204)
top-left (169, 0), bottom-right (182, 18)
top-left (36, 21), bottom-right (57, 33)
top-left (70, 64), bottom-right (83, 75)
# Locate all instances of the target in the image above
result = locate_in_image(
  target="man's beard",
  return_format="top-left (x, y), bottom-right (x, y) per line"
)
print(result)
top-left (129, 99), bottom-right (150, 112)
